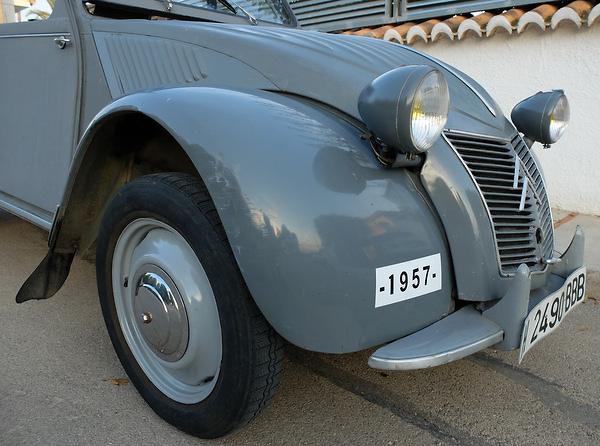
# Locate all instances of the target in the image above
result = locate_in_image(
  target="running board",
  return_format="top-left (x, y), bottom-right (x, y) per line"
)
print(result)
top-left (368, 306), bottom-right (504, 370)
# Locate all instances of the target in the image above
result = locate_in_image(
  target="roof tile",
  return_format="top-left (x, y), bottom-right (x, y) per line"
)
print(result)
top-left (517, 4), bottom-right (558, 32)
top-left (406, 19), bottom-right (441, 44)
top-left (457, 12), bottom-right (495, 39)
top-left (344, 1), bottom-right (600, 44)
top-left (590, 3), bottom-right (600, 25)
top-left (551, 1), bottom-right (593, 28)
top-left (431, 16), bottom-right (467, 41)
top-left (487, 9), bottom-right (524, 36)
top-left (383, 22), bottom-right (416, 44)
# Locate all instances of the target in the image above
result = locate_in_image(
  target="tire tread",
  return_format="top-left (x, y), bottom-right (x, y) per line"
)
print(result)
top-left (136, 173), bottom-right (284, 432)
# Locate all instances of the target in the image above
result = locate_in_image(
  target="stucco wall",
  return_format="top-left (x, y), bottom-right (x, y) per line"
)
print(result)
top-left (411, 23), bottom-right (599, 215)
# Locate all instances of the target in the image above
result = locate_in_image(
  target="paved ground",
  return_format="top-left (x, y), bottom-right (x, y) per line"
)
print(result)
top-left (1, 209), bottom-right (598, 446)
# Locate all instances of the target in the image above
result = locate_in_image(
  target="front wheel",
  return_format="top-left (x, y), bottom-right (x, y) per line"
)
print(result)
top-left (96, 173), bottom-right (284, 438)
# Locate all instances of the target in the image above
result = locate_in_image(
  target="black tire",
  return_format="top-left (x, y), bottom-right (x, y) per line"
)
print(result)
top-left (96, 173), bottom-right (284, 438)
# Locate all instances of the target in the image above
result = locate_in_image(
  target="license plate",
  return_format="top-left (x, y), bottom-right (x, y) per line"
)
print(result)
top-left (375, 253), bottom-right (442, 308)
top-left (519, 266), bottom-right (586, 362)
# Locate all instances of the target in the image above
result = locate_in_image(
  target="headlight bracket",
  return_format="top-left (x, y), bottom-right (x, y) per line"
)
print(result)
top-left (362, 131), bottom-right (422, 168)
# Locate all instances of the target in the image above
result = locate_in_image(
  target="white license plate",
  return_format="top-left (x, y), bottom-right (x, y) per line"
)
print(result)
top-left (519, 266), bottom-right (586, 362)
top-left (375, 253), bottom-right (442, 308)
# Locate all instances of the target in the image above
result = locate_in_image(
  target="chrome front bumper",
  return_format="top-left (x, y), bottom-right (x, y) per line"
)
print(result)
top-left (368, 226), bottom-right (585, 371)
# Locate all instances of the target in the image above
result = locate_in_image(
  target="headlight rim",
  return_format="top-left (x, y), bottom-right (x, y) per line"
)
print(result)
top-left (358, 65), bottom-right (450, 156)
top-left (546, 93), bottom-right (570, 144)
top-left (406, 69), bottom-right (450, 153)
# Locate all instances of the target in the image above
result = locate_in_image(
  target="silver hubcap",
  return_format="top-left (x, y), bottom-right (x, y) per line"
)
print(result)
top-left (133, 266), bottom-right (189, 362)
top-left (112, 218), bottom-right (222, 404)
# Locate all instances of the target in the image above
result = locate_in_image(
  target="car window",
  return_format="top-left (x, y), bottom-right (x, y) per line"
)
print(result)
top-left (173, 0), bottom-right (294, 25)
top-left (85, 0), bottom-right (295, 26)
top-left (0, 0), bottom-right (54, 23)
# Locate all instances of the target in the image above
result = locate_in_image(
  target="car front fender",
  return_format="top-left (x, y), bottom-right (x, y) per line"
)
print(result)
top-left (25, 86), bottom-right (455, 353)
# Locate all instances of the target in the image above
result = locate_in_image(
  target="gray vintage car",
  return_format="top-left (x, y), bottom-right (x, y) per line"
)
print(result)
top-left (1, 0), bottom-right (586, 438)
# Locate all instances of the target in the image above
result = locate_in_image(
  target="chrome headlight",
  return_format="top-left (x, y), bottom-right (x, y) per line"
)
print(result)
top-left (511, 90), bottom-right (570, 145)
top-left (358, 66), bottom-right (449, 154)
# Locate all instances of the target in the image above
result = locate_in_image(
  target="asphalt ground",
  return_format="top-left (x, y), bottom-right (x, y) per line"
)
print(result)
top-left (1, 208), bottom-right (598, 446)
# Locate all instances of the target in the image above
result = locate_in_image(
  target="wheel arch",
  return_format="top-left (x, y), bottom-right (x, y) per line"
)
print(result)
top-left (22, 85), bottom-right (454, 354)
top-left (52, 109), bottom-right (198, 258)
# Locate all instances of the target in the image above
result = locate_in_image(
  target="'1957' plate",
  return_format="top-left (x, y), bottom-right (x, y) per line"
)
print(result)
top-left (519, 266), bottom-right (586, 362)
top-left (375, 253), bottom-right (442, 308)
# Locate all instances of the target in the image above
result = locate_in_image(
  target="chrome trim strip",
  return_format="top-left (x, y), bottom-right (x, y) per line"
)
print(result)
top-left (519, 176), bottom-right (528, 212)
top-left (443, 128), bottom-right (510, 143)
top-left (512, 154), bottom-right (520, 189)
top-left (0, 200), bottom-right (52, 231)
top-left (0, 32), bottom-right (72, 39)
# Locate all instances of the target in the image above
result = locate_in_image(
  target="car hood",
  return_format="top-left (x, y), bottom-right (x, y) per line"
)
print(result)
top-left (92, 21), bottom-right (511, 136)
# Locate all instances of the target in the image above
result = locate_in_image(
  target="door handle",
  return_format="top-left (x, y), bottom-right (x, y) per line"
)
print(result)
top-left (54, 35), bottom-right (71, 49)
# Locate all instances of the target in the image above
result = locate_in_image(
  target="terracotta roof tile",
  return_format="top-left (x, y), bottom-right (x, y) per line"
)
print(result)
top-left (431, 16), bottom-right (467, 41)
top-left (406, 19), bottom-right (441, 44)
top-left (349, 28), bottom-right (376, 37)
top-left (487, 9), bottom-right (524, 36)
top-left (590, 3), bottom-right (600, 24)
top-left (344, 1), bottom-right (600, 44)
top-left (551, 0), bottom-right (593, 28)
top-left (457, 12), bottom-right (495, 39)
top-left (517, 4), bottom-right (558, 32)
top-left (383, 23), bottom-right (416, 44)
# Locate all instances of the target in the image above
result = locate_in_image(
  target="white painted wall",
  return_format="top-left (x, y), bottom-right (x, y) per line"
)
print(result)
top-left (411, 23), bottom-right (600, 215)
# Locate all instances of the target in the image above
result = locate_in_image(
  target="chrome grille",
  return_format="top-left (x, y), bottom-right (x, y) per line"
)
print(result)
top-left (444, 131), bottom-right (554, 276)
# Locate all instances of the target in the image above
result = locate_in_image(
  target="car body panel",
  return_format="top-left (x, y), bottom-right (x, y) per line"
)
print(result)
top-left (421, 133), bottom-right (509, 302)
top-left (1, 1), bottom-right (583, 358)
top-left (0, 8), bottom-right (78, 226)
top-left (67, 86), bottom-right (455, 352)
top-left (83, 16), bottom-right (534, 309)
top-left (89, 17), bottom-right (507, 134)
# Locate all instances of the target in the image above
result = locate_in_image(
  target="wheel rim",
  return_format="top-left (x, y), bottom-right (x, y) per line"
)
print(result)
top-left (112, 218), bottom-right (222, 404)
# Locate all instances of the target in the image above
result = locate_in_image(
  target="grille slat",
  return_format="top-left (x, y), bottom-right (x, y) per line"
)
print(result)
top-left (498, 238), bottom-right (534, 245)
top-left (496, 229), bottom-right (534, 236)
top-left (444, 131), bottom-right (554, 276)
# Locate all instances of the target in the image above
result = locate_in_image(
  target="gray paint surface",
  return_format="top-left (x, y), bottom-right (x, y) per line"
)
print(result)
top-left (78, 87), bottom-right (455, 352)
top-left (0, 1), bottom-right (582, 354)
top-left (0, 12), bottom-right (78, 225)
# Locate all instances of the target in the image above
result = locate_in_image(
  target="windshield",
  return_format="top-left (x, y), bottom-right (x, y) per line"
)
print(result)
top-left (176, 0), bottom-right (292, 24)
top-left (87, 0), bottom-right (296, 26)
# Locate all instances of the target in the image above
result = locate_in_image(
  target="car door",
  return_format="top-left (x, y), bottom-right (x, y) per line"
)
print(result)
top-left (0, 0), bottom-right (78, 228)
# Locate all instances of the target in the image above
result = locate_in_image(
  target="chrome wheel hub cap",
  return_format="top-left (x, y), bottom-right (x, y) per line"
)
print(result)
top-left (133, 266), bottom-right (189, 362)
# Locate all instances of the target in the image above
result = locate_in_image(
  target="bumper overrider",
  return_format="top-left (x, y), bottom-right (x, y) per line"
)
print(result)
top-left (368, 226), bottom-right (585, 370)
